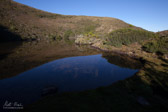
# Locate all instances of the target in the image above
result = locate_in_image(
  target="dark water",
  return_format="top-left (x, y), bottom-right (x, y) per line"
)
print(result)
top-left (0, 42), bottom-right (141, 108)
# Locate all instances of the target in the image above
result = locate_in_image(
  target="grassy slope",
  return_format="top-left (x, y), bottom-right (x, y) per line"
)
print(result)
top-left (0, 0), bottom-right (138, 42)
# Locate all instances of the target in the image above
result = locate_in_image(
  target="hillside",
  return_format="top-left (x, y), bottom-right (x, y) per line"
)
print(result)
top-left (0, 0), bottom-right (140, 42)
top-left (157, 30), bottom-right (168, 37)
top-left (1, 0), bottom-right (168, 112)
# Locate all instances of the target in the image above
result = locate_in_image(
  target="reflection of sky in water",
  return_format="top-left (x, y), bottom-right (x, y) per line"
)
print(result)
top-left (0, 54), bottom-right (138, 106)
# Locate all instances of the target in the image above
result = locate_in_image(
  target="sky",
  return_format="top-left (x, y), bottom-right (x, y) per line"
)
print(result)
top-left (14, 0), bottom-right (168, 32)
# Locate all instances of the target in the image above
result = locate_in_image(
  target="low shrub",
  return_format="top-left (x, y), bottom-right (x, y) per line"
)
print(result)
top-left (84, 31), bottom-right (98, 38)
top-left (106, 28), bottom-right (156, 47)
top-left (64, 30), bottom-right (74, 41)
top-left (143, 37), bottom-right (168, 54)
top-left (49, 33), bottom-right (62, 41)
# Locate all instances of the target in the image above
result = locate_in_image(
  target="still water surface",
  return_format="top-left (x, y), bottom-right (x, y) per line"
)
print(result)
top-left (0, 42), bottom-right (140, 106)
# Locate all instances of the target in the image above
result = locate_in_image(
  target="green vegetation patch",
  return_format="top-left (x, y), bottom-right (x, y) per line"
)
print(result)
top-left (49, 33), bottom-right (62, 41)
top-left (64, 30), bottom-right (74, 41)
top-left (84, 31), bottom-right (99, 38)
top-left (105, 28), bottom-right (156, 47)
top-left (143, 37), bottom-right (168, 54)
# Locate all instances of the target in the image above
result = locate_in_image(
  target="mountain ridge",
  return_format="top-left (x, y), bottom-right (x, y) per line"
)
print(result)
top-left (0, 0), bottom-right (142, 42)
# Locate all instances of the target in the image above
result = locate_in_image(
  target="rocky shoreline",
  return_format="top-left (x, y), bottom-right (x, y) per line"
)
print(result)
top-left (75, 35), bottom-right (168, 62)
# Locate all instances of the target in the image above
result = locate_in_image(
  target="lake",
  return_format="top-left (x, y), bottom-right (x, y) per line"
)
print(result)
top-left (0, 41), bottom-right (142, 107)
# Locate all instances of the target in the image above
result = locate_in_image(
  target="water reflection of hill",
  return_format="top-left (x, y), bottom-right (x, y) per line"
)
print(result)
top-left (102, 53), bottom-right (142, 69)
top-left (0, 41), bottom-right (142, 80)
top-left (0, 41), bottom-right (100, 79)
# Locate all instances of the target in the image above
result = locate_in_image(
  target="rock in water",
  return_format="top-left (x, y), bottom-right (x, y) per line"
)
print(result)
top-left (41, 86), bottom-right (58, 96)
top-left (137, 96), bottom-right (150, 106)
